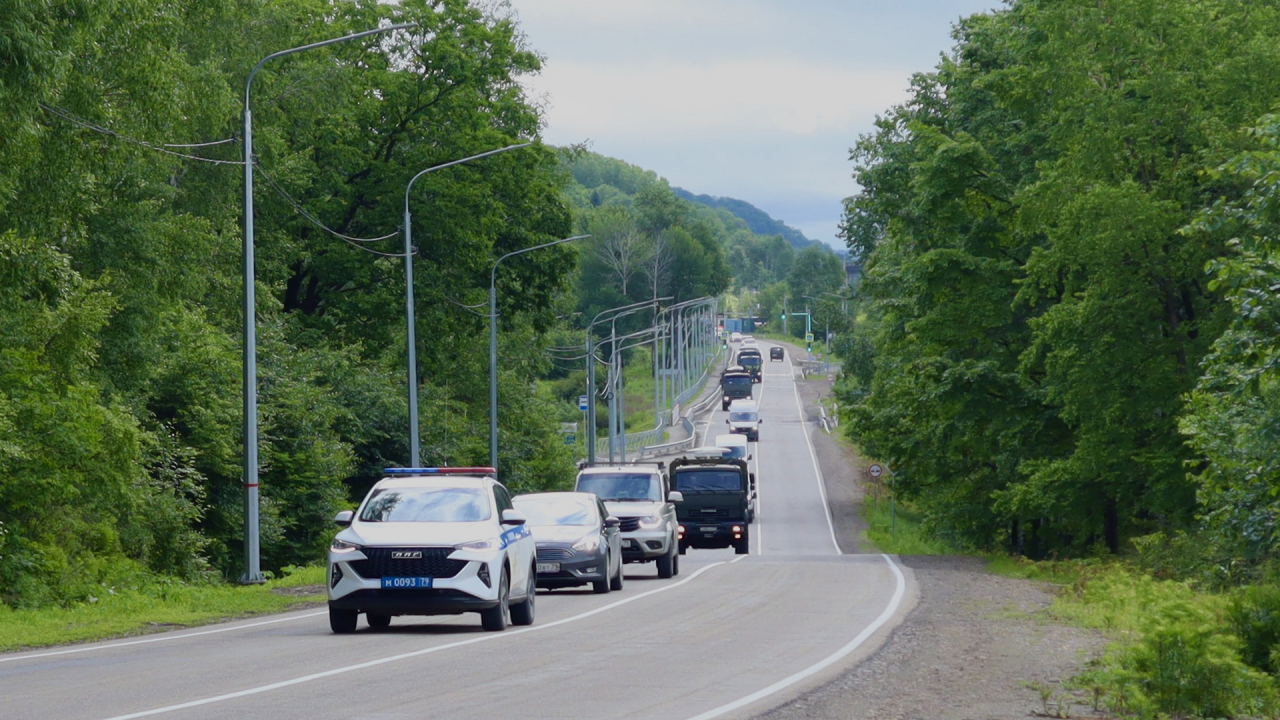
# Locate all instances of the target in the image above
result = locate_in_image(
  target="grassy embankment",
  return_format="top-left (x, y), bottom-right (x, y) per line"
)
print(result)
top-left (0, 566), bottom-right (326, 653)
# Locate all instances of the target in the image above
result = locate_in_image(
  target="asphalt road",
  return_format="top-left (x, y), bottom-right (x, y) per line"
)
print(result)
top-left (0, 342), bottom-right (914, 720)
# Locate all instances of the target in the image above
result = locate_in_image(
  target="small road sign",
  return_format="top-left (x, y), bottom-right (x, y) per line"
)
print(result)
top-left (868, 463), bottom-right (883, 478)
top-left (578, 395), bottom-right (588, 411)
top-left (805, 332), bottom-right (814, 343)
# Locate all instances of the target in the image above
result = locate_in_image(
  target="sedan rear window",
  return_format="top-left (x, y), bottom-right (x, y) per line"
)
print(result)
top-left (359, 487), bottom-right (491, 522)
top-left (514, 496), bottom-right (597, 526)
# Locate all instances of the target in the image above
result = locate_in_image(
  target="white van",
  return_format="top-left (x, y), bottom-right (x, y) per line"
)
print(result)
top-left (726, 399), bottom-right (761, 442)
top-left (713, 433), bottom-right (749, 461)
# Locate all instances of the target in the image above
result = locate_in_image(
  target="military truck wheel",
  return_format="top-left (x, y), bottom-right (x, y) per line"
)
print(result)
top-left (672, 550), bottom-right (679, 576)
top-left (678, 541), bottom-right (687, 555)
top-left (734, 530), bottom-right (750, 555)
top-left (656, 545), bottom-right (676, 579)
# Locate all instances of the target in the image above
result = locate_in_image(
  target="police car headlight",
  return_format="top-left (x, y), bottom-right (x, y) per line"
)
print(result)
top-left (638, 515), bottom-right (663, 529)
top-left (455, 538), bottom-right (500, 553)
top-left (572, 534), bottom-right (601, 552)
top-left (330, 539), bottom-right (362, 553)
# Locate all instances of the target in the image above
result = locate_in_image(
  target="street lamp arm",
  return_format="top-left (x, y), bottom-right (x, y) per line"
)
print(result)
top-left (404, 142), bottom-right (533, 212)
top-left (245, 23), bottom-right (417, 106)
top-left (490, 234), bottom-right (589, 291)
top-left (588, 296), bottom-right (672, 331)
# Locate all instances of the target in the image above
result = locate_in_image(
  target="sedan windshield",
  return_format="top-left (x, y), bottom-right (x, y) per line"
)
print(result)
top-left (577, 473), bottom-right (661, 502)
top-left (359, 487), bottom-right (491, 522)
top-left (730, 411), bottom-right (757, 423)
top-left (674, 470), bottom-right (743, 492)
top-left (513, 496), bottom-right (597, 526)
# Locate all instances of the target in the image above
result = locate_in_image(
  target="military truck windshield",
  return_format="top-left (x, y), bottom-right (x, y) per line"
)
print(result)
top-left (674, 470), bottom-right (743, 492)
top-left (722, 376), bottom-right (752, 389)
top-left (577, 473), bottom-right (661, 502)
top-left (729, 411), bottom-right (757, 423)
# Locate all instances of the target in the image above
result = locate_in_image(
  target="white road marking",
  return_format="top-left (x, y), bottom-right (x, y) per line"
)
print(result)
top-left (683, 554), bottom-right (907, 720)
top-left (97, 561), bottom-right (728, 720)
top-left (0, 610), bottom-right (328, 664)
top-left (792, 368), bottom-right (842, 554)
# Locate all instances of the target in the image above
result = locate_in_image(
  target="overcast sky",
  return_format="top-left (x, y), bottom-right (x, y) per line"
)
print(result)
top-left (507, 0), bottom-right (1002, 250)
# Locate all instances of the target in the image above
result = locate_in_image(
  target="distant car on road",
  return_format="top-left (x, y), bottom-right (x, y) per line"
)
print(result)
top-left (574, 464), bottom-right (683, 578)
top-left (730, 331), bottom-right (743, 343)
top-left (769, 346), bottom-right (784, 361)
top-left (513, 492), bottom-right (623, 594)
top-left (726, 399), bottom-right (761, 442)
top-left (327, 467), bottom-right (536, 633)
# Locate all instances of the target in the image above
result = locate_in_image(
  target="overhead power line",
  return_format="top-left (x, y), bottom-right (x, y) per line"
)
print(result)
top-left (38, 103), bottom-right (244, 165)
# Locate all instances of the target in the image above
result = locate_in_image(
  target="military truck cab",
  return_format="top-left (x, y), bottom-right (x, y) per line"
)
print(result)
top-left (720, 366), bottom-right (753, 411)
top-left (670, 455), bottom-right (755, 555)
top-left (735, 349), bottom-right (762, 383)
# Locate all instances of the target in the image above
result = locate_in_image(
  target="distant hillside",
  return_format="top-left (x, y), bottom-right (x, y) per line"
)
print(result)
top-left (672, 189), bottom-right (819, 250)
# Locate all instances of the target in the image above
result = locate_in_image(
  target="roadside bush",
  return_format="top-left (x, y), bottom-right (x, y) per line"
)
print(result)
top-left (1061, 565), bottom-right (1278, 718)
top-left (1228, 584), bottom-right (1280, 676)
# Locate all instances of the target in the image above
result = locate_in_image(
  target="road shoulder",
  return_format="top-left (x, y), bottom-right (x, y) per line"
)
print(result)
top-left (757, 365), bottom-right (1105, 720)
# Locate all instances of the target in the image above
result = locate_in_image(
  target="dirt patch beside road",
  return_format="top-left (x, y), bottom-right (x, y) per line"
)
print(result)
top-left (759, 354), bottom-right (1105, 719)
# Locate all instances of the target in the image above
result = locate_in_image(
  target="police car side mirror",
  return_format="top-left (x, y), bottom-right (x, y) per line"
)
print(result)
top-left (604, 516), bottom-right (621, 528)
top-left (667, 491), bottom-right (684, 503)
top-left (334, 510), bottom-right (354, 527)
top-left (501, 509), bottom-right (527, 526)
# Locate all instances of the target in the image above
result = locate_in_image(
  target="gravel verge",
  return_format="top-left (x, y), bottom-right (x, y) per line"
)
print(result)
top-left (753, 359), bottom-right (1105, 720)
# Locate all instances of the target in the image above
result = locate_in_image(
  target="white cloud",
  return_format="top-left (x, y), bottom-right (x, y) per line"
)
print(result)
top-left (526, 59), bottom-right (910, 138)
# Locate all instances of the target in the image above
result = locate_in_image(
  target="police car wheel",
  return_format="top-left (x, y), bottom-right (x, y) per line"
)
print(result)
top-left (366, 613), bottom-right (391, 630)
top-left (329, 606), bottom-right (357, 634)
top-left (481, 570), bottom-right (510, 631)
top-left (510, 567), bottom-right (536, 626)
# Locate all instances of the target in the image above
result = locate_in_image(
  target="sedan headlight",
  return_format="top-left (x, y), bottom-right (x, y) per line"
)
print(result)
top-left (572, 534), bottom-right (601, 552)
top-left (330, 539), bottom-right (362, 553)
top-left (638, 515), bottom-right (663, 529)
top-left (455, 538), bottom-right (500, 553)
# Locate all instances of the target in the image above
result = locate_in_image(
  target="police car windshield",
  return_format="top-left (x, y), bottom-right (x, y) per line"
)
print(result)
top-left (577, 473), bottom-right (661, 502)
top-left (359, 487), bottom-right (491, 522)
top-left (674, 470), bottom-right (742, 492)
top-left (730, 411), bottom-right (757, 422)
top-left (723, 377), bottom-right (752, 388)
top-left (513, 496), bottom-right (596, 526)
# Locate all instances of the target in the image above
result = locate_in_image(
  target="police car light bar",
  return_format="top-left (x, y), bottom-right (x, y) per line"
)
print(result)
top-left (384, 467), bottom-right (497, 475)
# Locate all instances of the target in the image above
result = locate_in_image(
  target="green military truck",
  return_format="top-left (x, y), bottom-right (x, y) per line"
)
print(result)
top-left (735, 348), bottom-right (762, 383)
top-left (720, 365), bottom-right (753, 410)
top-left (671, 454), bottom-right (755, 555)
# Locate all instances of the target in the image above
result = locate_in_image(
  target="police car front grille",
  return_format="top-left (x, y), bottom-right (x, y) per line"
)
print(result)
top-left (537, 547), bottom-right (575, 561)
top-left (616, 518), bottom-right (642, 532)
top-left (349, 548), bottom-right (467, 579)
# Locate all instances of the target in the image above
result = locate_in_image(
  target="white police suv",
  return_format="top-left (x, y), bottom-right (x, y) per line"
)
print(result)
top-left (327, 467), bottom-right (537, 633)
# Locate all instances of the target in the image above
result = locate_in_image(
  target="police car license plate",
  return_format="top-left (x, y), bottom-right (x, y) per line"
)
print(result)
top-left (381, 577), bottom-right (432, 589)
top-left (536, 563), bottom-right (560, 573)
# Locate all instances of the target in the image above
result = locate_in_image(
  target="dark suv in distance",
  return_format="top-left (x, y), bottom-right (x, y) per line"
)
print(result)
top-left (769, 346), bottom-right (784, 361)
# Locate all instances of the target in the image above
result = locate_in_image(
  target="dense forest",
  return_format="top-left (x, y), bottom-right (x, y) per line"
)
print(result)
top-left (838, 0), bottom-right (1280, 578)
top-left (0, 0), bottom-right (843, 608)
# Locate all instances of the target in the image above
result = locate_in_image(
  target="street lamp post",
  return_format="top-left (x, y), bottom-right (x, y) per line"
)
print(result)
top-left (583, 299), bottom-right (668, 463)
top-left (489, 235), bottom-right (588, 469)
top-left (240, 23), bottom-right (413, 584)
top-left (402, 142), bottom-right (531, 467)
